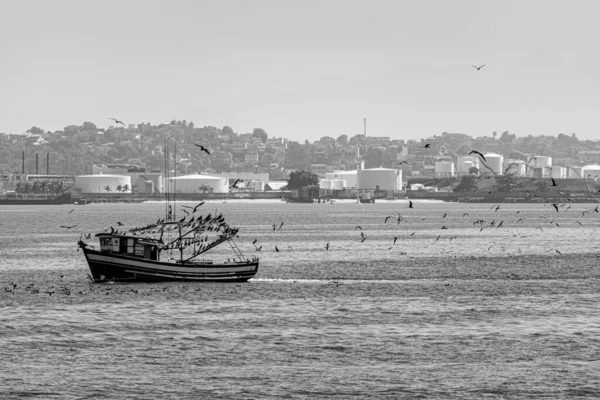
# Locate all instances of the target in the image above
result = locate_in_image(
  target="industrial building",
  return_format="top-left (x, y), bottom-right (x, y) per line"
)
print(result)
top-left (581, 165), bottom-right (600, 179)
top-left (357, 168), bottom-right (402, 190)
top-left (434, 161), bottom-right (455, 177)
top-left (74, 175), bottom-right (132, 193)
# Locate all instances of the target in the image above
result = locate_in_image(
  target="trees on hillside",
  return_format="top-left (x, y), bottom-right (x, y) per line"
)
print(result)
top-left (252, 128), bottom-right (268, 143)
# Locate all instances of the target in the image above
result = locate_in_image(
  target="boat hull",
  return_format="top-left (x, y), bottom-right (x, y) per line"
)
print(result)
top-left (81, 247), bottom-right (259, 283)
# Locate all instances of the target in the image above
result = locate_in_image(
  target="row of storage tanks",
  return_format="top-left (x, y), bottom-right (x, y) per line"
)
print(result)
top-left (438, 153), bottom-right (600, 179)
top-left (71, 160), bottom-right (600, 194)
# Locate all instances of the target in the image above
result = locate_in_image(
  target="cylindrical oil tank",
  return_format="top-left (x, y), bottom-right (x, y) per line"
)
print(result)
top-left (551, 166), bottom-right (566, 179)
top-left (435, 161), bottom-right (455, 177)
top-left (74, 174), bottom-right (132, 193)
top-left (137, 173), bottom-right (163, 193)
top-left (357, 168), bottom-right (401, 190)
top-left (330, 179), bottom-right (345, 190)
top-left (527, 155), bottom-right (552, 169)
top-left (326, 170), bottom-right (358, 188)
top-left (581, 165), bottom-right (600, 179)
top-left (457, 156), bottom-right (480, 174)
top-left (410, 183), bottom-right (424, 190)
top-left (481, 153), bottom-right (504, 176)
top-left (319, 179), bottom-right (333, 189)
top-left (164, 174), bottom-right (228, 193)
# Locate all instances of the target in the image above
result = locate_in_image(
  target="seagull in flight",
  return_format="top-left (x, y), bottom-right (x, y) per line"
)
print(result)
top-left (424, 143), bottom-right (431, 149)
top-left (194, 144), bottom-right (211, 155)
top-left (60, 225), bottom-right (78, 229)
top-left (232, 178), bottom-right (241, 188)
top-left (109, 118), bottom-right (126, 126)
top-left (468, 150), bottom-right (486, 161)
top-left (551, 177), bottom-right (558, 187)
top-left (471, 64), bottom-right (485, 70)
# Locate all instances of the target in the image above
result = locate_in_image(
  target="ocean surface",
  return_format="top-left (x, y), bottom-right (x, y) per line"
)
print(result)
top-left (1, 199), bottom-right (600, 399)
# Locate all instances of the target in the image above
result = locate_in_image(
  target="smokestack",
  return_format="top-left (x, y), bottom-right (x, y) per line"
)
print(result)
top-left (36, 153), bottom-right (38, 175)
top-left (363, 118), bottom-right (367, 137)
top-left (47, 153), bottom-right (50, 175)
top-left (22, 151), bottom-right (24, 174)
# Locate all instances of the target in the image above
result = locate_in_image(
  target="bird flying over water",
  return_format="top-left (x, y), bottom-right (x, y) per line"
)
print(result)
top-left (355, 226), bottom-right (362, 230)
top-left (278, 222), bottom-right (284, 230)
top-left (424, 144), bottom-right (431, 149)
top-left (194, 144), bottom-right (211, 155)
top-left (551, 177), bottom-right (558, 187)
top-left (68, 209), bottom-right (74, 214)
top-left (60, 225), bottom-right (78, 229)
top-left (325, 242), bottom-right (330, 250)
top-left (117, 222), bottom-right (124, 226)
top-left (471, 64), bottom-right (485, 70)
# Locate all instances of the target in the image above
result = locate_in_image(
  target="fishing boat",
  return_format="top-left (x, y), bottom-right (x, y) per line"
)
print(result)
top-left (77, 139), bottom-right (258, 283)
top-left (77, 205), bottom-right (259, 282)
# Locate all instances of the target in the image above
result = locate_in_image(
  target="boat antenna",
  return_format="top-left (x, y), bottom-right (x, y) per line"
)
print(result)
top-left (173, 140), bottom-right (177, 221)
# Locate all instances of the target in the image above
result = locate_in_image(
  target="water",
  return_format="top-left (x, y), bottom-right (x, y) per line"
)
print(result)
top-left (2, 200), bottom-right (600, 399)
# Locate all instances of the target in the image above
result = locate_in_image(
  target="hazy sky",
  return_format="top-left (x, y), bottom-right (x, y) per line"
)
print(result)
top-left (1, 0), bottom-right (599, 141)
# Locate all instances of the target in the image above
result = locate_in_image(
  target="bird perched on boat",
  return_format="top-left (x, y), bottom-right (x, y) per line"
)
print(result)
top-left (471, 64), bottom-right (485, 70)
top-left (60, 225), bottom-right (78, 229)
top-left (109, 117), bottom-right (126, 126)
top-left (194, 144), bottom-right (211, 155)
top-left (468, 150), bottom-right (486, 161)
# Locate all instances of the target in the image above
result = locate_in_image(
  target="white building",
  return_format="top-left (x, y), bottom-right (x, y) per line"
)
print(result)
top-left (357, 168), bottom-right (402, 190)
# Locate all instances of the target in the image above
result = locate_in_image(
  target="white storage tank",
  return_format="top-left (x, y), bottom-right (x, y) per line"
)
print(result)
top-left (330, 179), bottom-right (345, 190)
top-left (410, 183), bottom-right (424, 190)
top-left (319, 179), bottom-right (333, 190)
top-left (137, 173), bottom-right (163, 193)
top-left (435, 161), bottom-right (455, 177)
top-left (551, 166), bottom-right (566, 179)
top-left (481, 153), bottom-right (504, 176)
top-left (581, 165), bottom-right (600, 179)
top-left (164, 174), bottom-right (228, 193)
top-left (457, 156), bottom-right (481, 174)
top-left (527, 155), bottom-right (552, 169)
top-left (74, 174), bottom-right (132, 193)
top-left (357, 168), bottom-right (401, 190)
top-left (325, 170), bottom-right (358, 188)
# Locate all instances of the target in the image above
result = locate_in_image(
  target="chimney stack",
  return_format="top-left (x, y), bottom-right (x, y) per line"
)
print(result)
top-left (22, 151), bottom-right (25, 174)
top-left (47, 153), bottom-right (50, 175)
top-left (36, 153), bottom-right (39, 175)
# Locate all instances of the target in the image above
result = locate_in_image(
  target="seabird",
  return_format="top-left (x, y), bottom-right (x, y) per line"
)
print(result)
top-left (109, 118), bottom-right (126, 126)
top-left (471, 64), bottom-right (485, 70)
top-left (468, 150), bottom-right (486, 161)
top-left (194, 144), bottom-right (211, 155)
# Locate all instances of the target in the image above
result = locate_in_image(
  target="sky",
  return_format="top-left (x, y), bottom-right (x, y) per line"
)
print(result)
top-left (1, 0), bottom-right (599, 142)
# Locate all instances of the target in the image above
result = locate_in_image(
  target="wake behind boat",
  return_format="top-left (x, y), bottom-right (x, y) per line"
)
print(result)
top-left (77, 204), bottom-right (259, 282)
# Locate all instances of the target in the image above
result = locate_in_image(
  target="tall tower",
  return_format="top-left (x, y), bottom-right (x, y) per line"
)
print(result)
top-left (363, 118), bottom-right (367, 137)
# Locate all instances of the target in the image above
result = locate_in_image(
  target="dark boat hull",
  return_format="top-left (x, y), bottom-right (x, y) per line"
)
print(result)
top-left (81, 247), bottom-right (259, 283)
top-left (0, 193), bottom-right (73, 205)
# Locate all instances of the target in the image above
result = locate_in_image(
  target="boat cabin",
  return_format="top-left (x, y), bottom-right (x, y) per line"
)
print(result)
top-left (96, 233), bottom-right (161, 261)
